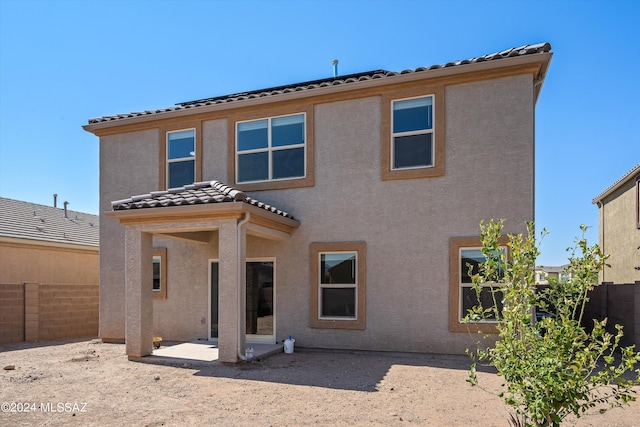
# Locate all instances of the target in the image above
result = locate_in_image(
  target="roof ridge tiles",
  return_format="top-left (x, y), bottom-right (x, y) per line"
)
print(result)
top-left (110, 181), bottom-right (294, 219)
top-left (86, 43), bottom-right (551, 125)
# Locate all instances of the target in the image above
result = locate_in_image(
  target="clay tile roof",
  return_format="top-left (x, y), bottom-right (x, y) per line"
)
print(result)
top-left (0, 197), bottom-right (99, 247)
top-left (592, 163), bottom-right (640, 204)
top-left (87, 43), bottom-right (551, 125)
top-left (111, 180), bottom-right (295, 220)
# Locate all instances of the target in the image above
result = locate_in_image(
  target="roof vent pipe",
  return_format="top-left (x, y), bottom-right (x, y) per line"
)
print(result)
top-left (63, 201), bottom-right (69, 219)
top-left (53, 194), bottom-right (58, 208)
top-left (332, 59), bottom-right (339, 78)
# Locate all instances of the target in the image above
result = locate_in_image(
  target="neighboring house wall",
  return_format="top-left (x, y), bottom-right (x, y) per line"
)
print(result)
top-left (589, 164), bottom-right (640, 348)
top-left (0, 240), bottom-right (98, 285)
top-left (594, 168), bottom-right (640, 284)
top-left (0, 198), bottom-right (100, 344)
top-left (96, 73), bottom-right (536, 354)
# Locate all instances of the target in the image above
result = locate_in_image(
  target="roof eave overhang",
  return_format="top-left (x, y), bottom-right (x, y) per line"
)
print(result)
top-left (83, 52), bottom-right (552, 135)
top-left (105, 202), bottom-right (300, 238)
top-left (592, 164), bottom-right (640, 204)
top-left (0, 236), bottom-right (99, 253)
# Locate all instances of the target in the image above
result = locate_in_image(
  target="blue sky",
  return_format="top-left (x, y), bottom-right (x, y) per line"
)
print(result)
top-left (0, 0), bottom-right (638, 265)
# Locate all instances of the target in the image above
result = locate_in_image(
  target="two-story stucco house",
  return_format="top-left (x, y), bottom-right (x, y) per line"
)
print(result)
top-left (83, 43), bottom-right (552, 363)
top-left (590, 163), bottom-right (640, 347)
top-left (593, 163), bottom-right (640, 285)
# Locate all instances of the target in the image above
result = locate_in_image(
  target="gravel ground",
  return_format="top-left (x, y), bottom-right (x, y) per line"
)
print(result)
top-left (0, 339), bottom-right (638, 426)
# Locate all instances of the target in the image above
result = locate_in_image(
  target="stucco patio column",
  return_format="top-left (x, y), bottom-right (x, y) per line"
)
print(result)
top-left (218, 218), bottom-right (246, 363)
top-left (124, 227), bottom-right (153, 358)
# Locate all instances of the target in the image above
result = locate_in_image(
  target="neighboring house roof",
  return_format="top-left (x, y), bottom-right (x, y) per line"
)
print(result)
top-left (111, 180), bottom-right (295, 220)
top-left (536, 264), bottom-right (570, 274)
top-left (0, 197), bottom-right (99, 247)
top-left (592, 163), bottom-right (640, 204)
top-left (87, 42), bottom-right (551, 126)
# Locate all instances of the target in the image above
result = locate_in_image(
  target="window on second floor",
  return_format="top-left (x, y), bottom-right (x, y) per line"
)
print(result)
top-left (236, 113), bottom-right (306, 184)
top-left (381, 85), bottom-right (444, 181)
top-left (167, 129), bottom-right (195, 189)
top-left (392, 96), bottom-right (434, 170)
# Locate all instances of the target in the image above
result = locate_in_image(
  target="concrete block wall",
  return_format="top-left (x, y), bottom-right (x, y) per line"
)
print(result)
top-left (0, 284), bottom-right (24, 344)
top-left (37, 284), bottom-right (99, 340)
top-left (0, 283), bottom-right (98, 344)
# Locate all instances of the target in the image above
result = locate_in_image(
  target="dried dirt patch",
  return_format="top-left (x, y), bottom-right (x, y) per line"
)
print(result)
top-left (0, 339), bottom-right (638, 426)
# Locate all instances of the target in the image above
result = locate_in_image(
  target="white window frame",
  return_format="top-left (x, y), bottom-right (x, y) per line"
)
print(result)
top-left (390, 94), bottom-right (435, 171)
top-left (166, 128), bottom-right (196, 189)
top-left (458, 246), bottom-right (506, 323)
top-left (318, 251), bottom-right (358, 321)
top-left (235, 113), bottom-right (306, 184)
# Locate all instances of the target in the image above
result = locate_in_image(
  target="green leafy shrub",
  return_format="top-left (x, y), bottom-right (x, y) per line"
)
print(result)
top-left (465, 220), bottom-right (640, 427)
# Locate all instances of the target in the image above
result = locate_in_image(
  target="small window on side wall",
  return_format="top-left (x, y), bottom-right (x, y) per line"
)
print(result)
top-left (310, 242), bottom-right (366, 330)
top-left (152, 248), bottom-right (167, 300)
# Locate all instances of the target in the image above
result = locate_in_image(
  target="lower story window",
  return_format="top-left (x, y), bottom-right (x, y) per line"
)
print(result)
top-left (320, 252), bottom-right (357, 318)
top-left (310, 242), bottom-right (366, 330)
top-left (152, 248), bottom-right (167, 300)
top-left (459, 248), bottom-right (504, 321)
top-left (449, 236), bottom-right (507, 333)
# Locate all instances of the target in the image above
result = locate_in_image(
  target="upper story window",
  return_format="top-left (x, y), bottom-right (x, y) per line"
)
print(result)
top-left (391, 96), bottom-right (434, 170)
top-left (236, 113), bottom-right (306, 184)
top-left (167, 129), bottom-right (195, 189)
top-left (381, 85), bottom-right (444, 181)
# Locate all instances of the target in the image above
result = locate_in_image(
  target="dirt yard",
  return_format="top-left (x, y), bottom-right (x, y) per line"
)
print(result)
top-left (0, 339), bottom-right (638, 426)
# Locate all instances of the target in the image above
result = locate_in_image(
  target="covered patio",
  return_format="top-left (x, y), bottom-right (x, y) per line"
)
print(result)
top-left (106, 181), bottom-right (299, 363)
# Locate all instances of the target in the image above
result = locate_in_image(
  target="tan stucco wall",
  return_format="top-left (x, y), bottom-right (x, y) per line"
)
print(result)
top-left (99, 129), bottom-right (159, 341)
top-left (150, 235), bottom-right (217, 341)
top-left (98, 74), bottom-right (535, 354)
top-left (245, 75), bottom-right (534, 354)
top-left (0, 241), bottom-right (98, 285)
top-left (598, 176), bottom-right (640, 284)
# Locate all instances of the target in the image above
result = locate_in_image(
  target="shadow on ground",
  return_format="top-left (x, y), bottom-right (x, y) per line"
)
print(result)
top-left (189, 348), bottom-right (496, 392)
top-left (0, 337), bottom-right (98, 353)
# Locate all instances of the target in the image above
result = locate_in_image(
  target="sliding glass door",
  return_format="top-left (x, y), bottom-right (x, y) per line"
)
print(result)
top-left (209, 260), bottom-right (275, 343)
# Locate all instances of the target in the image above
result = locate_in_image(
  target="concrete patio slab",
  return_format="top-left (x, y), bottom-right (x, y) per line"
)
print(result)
top-left (141, 341), bottom-right (283, 366)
